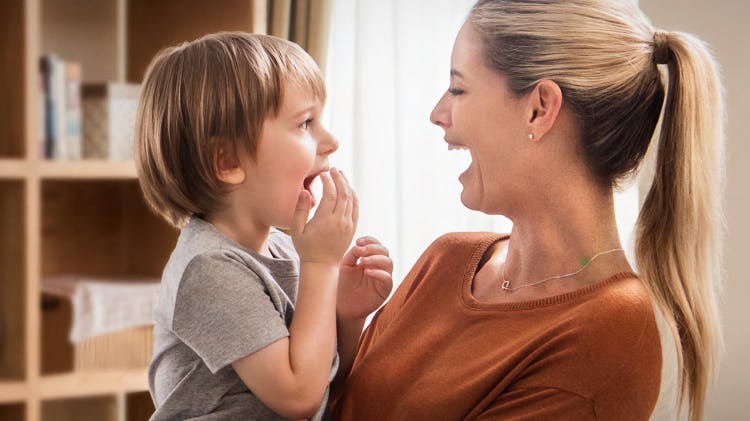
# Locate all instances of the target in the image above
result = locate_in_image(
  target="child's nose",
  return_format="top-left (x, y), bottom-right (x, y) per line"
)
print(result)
top-left (318, 129), bottom-right (339, 155)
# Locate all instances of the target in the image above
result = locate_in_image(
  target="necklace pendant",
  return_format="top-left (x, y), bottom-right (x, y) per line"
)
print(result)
top-left (501, 280), bottom-right (511, 290)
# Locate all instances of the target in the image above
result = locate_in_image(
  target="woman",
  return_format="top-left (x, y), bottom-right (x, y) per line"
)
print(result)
top-left (331, 1), bottom-right (724, 420)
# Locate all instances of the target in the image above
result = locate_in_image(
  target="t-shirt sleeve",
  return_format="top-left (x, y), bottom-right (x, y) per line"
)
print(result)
top-left (172, 251), bottom-right (290, 373)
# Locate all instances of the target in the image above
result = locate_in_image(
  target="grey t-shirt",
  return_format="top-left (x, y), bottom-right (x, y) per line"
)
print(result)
top-left (148, 217), bottom-right (338, 420)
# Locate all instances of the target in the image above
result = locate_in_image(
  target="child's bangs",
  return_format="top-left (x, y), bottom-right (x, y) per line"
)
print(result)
top-left (282, 53), bottom-right (326, 102)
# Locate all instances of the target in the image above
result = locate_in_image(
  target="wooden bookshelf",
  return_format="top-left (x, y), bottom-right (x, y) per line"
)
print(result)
top-left (0, 381), bottom-right (27, 404)
top-left (0, 0), bottom-right (26, 158)
top-left (0, 160), bottom-right (31, 179)
top-left (38, 161), bottom-right (137, 179)
top-left (2, 1), bottom-right (266, 420)
top-left (39, 369), bottom-right (148, 400)
top-left (0, 404), bottom-right (25, 421)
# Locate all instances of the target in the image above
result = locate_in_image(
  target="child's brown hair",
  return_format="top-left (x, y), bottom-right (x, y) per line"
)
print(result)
top-left (135, 32), bottom-right (325, 228)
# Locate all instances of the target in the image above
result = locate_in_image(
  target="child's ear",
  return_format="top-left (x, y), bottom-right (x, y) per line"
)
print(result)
top-left (214, 141), bottom-right (246, 185)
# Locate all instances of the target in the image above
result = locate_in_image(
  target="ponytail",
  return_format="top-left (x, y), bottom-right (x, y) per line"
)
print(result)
top-left (636, 31), bottom-right (725, 421)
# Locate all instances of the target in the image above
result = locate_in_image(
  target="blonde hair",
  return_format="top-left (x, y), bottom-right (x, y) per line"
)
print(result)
top-left (135, 32), bottom-right (325, 228)
top-left (469, 1), bottom-right (724, 419)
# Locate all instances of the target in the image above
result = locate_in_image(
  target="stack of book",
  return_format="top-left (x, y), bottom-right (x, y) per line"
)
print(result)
top-left (40, 55), bottom-right (142, 161)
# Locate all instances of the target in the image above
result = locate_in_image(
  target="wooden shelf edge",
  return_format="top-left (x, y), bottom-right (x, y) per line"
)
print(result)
top-left (0, 380), bottom-right (27, 404)
top-left (39, 160), bottom-right (138, 179)
top-left (0, 159), bottom-right (31, 179)
top-left (40, 368), bottom-right (148, 400)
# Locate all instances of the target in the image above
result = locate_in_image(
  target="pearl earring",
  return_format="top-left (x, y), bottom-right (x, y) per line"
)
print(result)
top-left (528, 133), bottom-right (534, 140)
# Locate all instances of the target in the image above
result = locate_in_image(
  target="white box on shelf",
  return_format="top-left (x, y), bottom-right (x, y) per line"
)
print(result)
top-left (82, 82), bottom-right (141, 160)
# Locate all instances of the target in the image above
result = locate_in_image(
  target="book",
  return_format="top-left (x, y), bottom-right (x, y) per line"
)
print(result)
top-left (64, 62), bottom-right (82, 160)
top-left (39, 55), bottom-right (83, 160)
top-left (39, 55), bottom-right (54, 159)
top-left (50, 55), bottom-right (67, 160)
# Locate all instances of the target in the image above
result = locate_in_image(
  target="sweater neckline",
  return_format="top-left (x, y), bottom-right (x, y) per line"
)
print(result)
top-left (460, 233), bottom-right (639, 311)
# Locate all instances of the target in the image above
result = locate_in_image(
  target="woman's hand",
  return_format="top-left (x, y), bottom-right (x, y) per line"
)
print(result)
top-left (337, 236), bottom-right (394, 321)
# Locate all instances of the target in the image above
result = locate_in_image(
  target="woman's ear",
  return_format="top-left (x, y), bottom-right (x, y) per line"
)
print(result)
top-left (214, 141), bottom-right (246, 185)
top-left (526, 79), bottom-right (563, 142)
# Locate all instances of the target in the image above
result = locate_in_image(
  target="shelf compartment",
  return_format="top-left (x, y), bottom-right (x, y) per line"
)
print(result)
top-left (42, 395), bottom-right (117, 421)
top-left (0, 403), bottom-right (25, 421)
top-left (41, 0), bottom-right (123, 83)
top-left (0, 181), bottom-right (25, 380)
top-left (40, 180), bottom-right (174, 375)
top-left (0, 1), bottom-right (25, 158)
top-left (126, 392), bottom-right (154, 421)
top-left (40, 369), bottom-right (148, 400)
top-left (127, 0), bottom-right (260, 82)
top-left (41, 179), bottom-right (176, 279)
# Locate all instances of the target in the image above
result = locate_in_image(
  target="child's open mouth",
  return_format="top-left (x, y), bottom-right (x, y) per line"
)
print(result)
top-left (302, 169), bottom-right (326, 208)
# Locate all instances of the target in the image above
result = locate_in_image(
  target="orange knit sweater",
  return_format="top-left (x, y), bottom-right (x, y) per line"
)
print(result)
top-left (331, 232), bottom-right (661, 420)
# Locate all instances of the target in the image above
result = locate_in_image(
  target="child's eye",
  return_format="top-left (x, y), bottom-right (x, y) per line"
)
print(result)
top-left (447, 87), bottom-right (464, 96)
top-left (300, 118), bottom-right (313, 130)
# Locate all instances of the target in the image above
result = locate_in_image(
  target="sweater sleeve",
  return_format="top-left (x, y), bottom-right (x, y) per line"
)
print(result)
top-left (355, 232), bottom-right (490, 346)
top-left (476, 387), bottom-right (596, 421)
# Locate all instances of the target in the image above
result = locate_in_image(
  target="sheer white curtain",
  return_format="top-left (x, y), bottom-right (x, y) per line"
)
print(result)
top-left (323, 0), bottom-right (640, 285)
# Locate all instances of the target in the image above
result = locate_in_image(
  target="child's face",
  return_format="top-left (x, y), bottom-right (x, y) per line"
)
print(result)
top-left (241, 81), bottom-right (338, 229)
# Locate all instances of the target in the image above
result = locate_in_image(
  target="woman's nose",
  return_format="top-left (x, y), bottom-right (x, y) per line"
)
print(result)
top-left (430, 93), bottom-right (451, 128)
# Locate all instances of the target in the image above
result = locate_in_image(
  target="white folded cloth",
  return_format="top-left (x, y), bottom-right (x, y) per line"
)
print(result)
top-left (42, 275), bottom-right (160, 343)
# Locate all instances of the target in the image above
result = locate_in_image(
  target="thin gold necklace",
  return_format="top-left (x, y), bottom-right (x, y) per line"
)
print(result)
top-left (500, 248), bottom-right (624, 292)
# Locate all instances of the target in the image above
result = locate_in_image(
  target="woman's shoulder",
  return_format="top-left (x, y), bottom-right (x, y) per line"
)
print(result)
top-left (504, 275), bottom-right (662, 418)
top-left (369, 232), bottom-right (507, 324)
top-left (404, 231), bottom-right (508, 286)
top-left (567, 276), bottom-right (663, 416)
top-left (586, 274), bottom-right (655, 323)
top-left (570, 275), bottom-right (659, 343)
top-left (425, 231), bottom-right (508, 256)
top-left (560, 275), bottom-right (662, 385)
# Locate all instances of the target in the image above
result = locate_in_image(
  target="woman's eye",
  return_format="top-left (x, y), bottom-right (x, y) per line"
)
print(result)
top-left (447, 87), bottom-right (464, 96)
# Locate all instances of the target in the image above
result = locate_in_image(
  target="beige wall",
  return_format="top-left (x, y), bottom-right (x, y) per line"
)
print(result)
top-left (639, 1), bottom-right (750, 419)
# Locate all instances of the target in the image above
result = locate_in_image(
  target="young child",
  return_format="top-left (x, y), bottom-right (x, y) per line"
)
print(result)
top-left (135, 32), bottom-right (393, 420)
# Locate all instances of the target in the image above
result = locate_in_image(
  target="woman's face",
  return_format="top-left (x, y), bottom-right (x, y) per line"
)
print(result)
top-left (430, 22), bottom-right (530, 214)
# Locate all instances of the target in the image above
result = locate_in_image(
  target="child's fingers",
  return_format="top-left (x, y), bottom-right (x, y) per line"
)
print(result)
top-left (364, 269), bottom-right (394, 299)
top-left (290, 190), bottom-right (312, 235)
top-left (330, 168), bottom-right (350, 216)
top-left (354, 242), bottom-right (390, 258)
top-left (359, 255), bottom-right (393, 273)
top-left (352, 187), bottom-right (360, 226)
top-left (356, 236), bottom-right (384, 248)
top-left (317, 171), bottom-right (337, 213)
top-left (338, 170), bottom-right (356, 221)
top-left (341, 246), bottom-right (359, 267)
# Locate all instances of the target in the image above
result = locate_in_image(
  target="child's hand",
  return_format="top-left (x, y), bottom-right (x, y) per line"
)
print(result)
top-left (337, 236), bottom-right (394, 320)
top-left (290, 168), bottom-right (357, 267)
